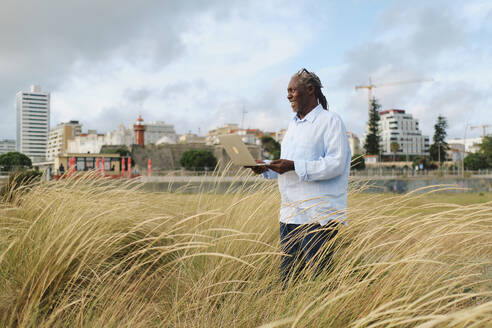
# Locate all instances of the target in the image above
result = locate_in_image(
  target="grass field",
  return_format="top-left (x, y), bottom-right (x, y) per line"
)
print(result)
top-left (0, 173), bottom-right (491, 327)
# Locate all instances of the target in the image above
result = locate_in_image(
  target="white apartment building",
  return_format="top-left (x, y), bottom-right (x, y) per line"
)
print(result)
top-left (347, 132), bottom-right (362, 155)
top-left (46, 121), bottom-right (82, 160)
top-left (178, 133), bottom-right (206, 144)
top-left (275, 129), bottom-right (287, 143)
top-left (105, 124), bottom-right (134, 146)
top-left (378, 109), bottom-right (429, 157)
top-left (145, 121), bottom-right (177, 144)
top-left (16, 85), bottom-right (50, 162)
top-left (104, 120), bottom-right (177, 146)
top-left (206, 124), bottom-right (264, 145)
top-left (447, 137), bottom-right (483, 154)
top-left (0, 139), bottom-right (16, 155)
top-left (447, 142), bottom-right (465, 162)
top-left (206, 124), bottom-right (240, 145)
top-left (67, 130), bottom-right (106, 154)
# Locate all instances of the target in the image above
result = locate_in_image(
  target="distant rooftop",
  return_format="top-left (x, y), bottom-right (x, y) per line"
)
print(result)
top-left (380, 109), bottom-right (405, 115)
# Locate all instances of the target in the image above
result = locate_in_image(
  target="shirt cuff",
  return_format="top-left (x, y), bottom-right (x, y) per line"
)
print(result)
top-left (262, 160), bottom-right (277, 179)
top-left (294, 159), bottom-right (308, 181)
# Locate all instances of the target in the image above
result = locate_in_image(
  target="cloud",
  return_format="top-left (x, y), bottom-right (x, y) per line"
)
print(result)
top-left (333, 0), bottom-right (492, 140)
top-left (0, 0), bottom-right (240, 137)
top-left (1, 0), bottom-right (313, 140)
top-left (3, 0), bottom-right (490, 148)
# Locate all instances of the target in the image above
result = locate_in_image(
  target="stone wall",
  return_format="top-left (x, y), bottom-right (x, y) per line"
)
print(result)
top-left (130, 143), bottom-right (261, 172)
top-left (350, 177), bottom-right (492, 193)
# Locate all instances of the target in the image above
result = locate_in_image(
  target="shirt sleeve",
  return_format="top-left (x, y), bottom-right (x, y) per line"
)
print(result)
top-left (262, 170), bottom-right (278, 179)
top-left (294, 115), bottom-right (350, 182)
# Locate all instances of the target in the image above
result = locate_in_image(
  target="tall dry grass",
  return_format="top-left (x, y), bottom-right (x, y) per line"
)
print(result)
top-left (0, 171), bottom-right (491, 327)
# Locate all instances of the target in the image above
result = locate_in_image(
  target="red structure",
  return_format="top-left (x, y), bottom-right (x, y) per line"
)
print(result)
top-left (134, 115), bottom-right (146, 146)
top-left (121, 157), bottom-right (126, 175)
top-left (101, 157), bottom-right (106, 175)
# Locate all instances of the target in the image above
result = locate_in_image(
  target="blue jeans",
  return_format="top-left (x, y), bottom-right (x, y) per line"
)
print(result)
top-left (279, 221), bottom-right (339, 282)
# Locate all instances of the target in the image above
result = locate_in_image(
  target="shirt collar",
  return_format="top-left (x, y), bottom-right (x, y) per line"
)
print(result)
top-left (293, 104), bottom-right (323, 124)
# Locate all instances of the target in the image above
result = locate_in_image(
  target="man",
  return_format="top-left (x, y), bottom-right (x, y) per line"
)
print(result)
top-left (59, 163), bottom-right (65, 175)
top-left (249, 68), bottom-right (351, 283)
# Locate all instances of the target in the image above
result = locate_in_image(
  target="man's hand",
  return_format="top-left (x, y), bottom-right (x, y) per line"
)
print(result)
top-left (267, 159), bottom-right (295, 174)
top-left (245, 160), bottom-right (268, 174)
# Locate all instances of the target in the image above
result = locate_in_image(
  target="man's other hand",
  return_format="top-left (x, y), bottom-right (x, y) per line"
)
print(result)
top-left (268, 159), bottom-right (295, 174)
top-left (245, 160), bottom-right (268, 174)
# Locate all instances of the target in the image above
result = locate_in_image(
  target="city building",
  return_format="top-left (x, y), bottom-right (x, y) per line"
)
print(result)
top-left (145, 120), bottom-right (177, 144)
top-left (206, 124), bottom-right (240, 145)
top-left (16, 85), bottom-right (50, 162)
top-left (347, 132), bottom-right (362, 155)
top-left (447, 137), bottom-right (483, 155)
top-left (206, 124), bottom-right (264, 145)
top-left (104, 119), bottom-right (177, 147)
top-left (46, 121), bottom-right (82, 160)
top-left (105, 124), bottom-right (134, 146)
top-left (178, 133), bottom-right (205, 144)
top-left (0, 139), bottom-right (16, 155)
top-left (237, 128), bottom-right (263, 145)
top-left (67, 130), bottom-right (106, 154)
top-left (55, 153), bottom-right (121, 175)
top-left (378, 109), bottom-right (429, 159)
top-left (274, 129), bottom-right (287, 143)
top-left (156, 136), bottom-right (177, 145)
top-left (447, 142), bottom-right (465, 163)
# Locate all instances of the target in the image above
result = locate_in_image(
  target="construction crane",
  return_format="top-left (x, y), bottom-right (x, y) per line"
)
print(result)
top-left (240, 105), bottom-right (248, 130)
top-left (470, 124), bottom-right (491, 138)
top-left (355, 77), bottom-right (434, 111)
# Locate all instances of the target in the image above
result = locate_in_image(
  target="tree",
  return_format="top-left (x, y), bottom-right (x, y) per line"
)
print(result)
top-left (429, 115), bottom-right (449, 165)
top-left (464, 153), bottom-right (488, 170)
top-left (180, 149), bottom-right (217, 171)
top-left (390, 142), bottom-right (399, 162)
top-left (260, 136), bottom-right (280, 160)
top-left (0, 152), bottom-right (32, 171)
top-left (102, 146), bottom-right (134, 167)
top-left (363, 97), bottom-right (381, 156)
top-left (102, 146), bottom-right (131, 157)
top-left (351, 154), bottom-right (365, 170)
top-left (478, 136), bottom-right (492, 167)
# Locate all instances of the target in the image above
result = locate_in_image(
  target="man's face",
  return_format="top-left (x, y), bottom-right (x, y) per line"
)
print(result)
top-left (287, 77), bottom-right (310, 114)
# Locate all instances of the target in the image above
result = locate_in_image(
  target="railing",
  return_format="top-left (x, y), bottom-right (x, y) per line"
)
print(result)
top-left (350, 168), bottom-right (492, 177)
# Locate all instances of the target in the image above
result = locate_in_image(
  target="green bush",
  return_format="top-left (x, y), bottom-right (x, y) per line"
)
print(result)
top-left (464, 153), bottom-right (489, 170)
top-left (180, 149), bottom-right (217, 171)
top-left (260, 136), bottom-right (281, 160)
top-left (0, 151), bottom-right (32, 171)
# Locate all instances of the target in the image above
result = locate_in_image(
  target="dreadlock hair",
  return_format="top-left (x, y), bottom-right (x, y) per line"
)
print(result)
top-left (293, 68), bottom-right (329, 110)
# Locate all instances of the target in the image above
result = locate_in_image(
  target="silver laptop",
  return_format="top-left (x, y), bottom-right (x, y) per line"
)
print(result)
top-left (218, 134), bottom-right (266, 166)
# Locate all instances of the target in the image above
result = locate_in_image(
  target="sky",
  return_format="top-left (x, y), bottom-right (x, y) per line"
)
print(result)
top-left (1, 0), bottom-right (491, 141)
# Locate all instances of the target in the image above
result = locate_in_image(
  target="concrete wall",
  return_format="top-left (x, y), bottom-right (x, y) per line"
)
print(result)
top-left (351, 177), bottom-right (492, 193)
top-left (130, 143), bottom-right (261, 172)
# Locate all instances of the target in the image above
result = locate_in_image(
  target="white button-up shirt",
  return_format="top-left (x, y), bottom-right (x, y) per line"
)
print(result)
top-left (264, 105), bottom-right (351, 225)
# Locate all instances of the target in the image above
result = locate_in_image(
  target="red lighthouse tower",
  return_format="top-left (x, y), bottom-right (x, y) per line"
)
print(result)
top-left (134, 115), bottom-right (146, 146)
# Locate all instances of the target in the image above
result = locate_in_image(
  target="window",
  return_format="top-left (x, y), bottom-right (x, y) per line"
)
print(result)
top-left (25, 106), bottom-right (48, 110)
top-left (25, 110), bottom-right (47, 114)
